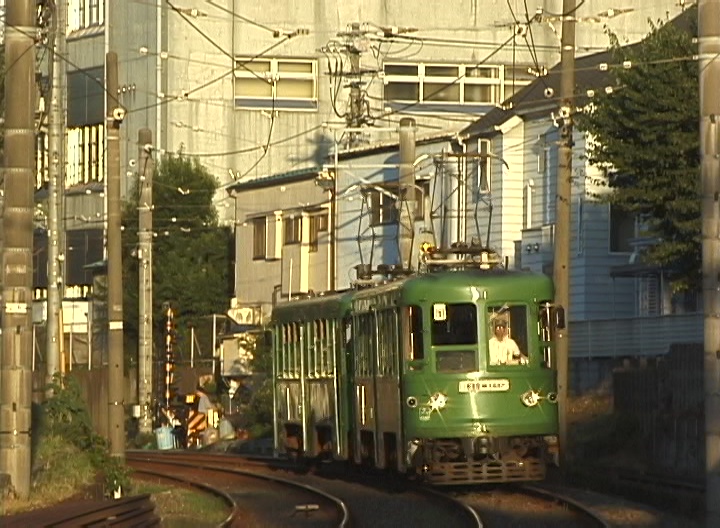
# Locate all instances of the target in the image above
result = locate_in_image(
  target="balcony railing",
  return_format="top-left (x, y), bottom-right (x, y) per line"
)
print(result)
top-left (570, 313), bottom-right (703, 358)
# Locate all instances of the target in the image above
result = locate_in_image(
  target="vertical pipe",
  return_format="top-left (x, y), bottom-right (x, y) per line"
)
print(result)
top-left (87, 305), bottom-right (93, 370)
top-left (699, 1), bottom-right (720, 525)
top-left (106, 51), bottom-right (126, 463)
top-left (190, 326), bottom-right (195, 368)
top-left (137, 128), bottom-right (154, 435)
top-left (212, 314), bottom-right (217, 377)
top-left (0, 0), bottom-right (36, 500)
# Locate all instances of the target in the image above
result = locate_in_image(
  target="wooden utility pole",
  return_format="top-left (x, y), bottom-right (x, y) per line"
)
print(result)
top-left (106, 52), bottom-right (126, 466)
top-left (553, 0), bottom-right (576, 469)
top-left (47, 0), bottom-right (68, 384)
top-left (699, 1), bottom-right (720, 525)
top-left (0, 0), bottom-right (36, 500)
top-left (137, 128), bottom-right (154, 435)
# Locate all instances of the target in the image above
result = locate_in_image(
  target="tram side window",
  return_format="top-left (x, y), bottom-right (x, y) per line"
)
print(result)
top-left (317, 320), bottom-right (326, 376)
top-left (308, 320), bottom-right (318, 378)
top-left (539, 302), bottom-right (553, 368)
top-left (281, 324), bottom-right (289, 377)
top-left (326, 320), bottom-right (336, 375)
top-left (431, 303), bottom-right (477, 346)
top-left (487, 305), bottom-right (528, 366)
top-left (355, 314), bottom-right (373, 377)
top-left (405, 305), bottom-right (424, 361)
top-left (377, 309), bottom-right (399, 377)
top-left (291, 323), bottom-right (300, 376)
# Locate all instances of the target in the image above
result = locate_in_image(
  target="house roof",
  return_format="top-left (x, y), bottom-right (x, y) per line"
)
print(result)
top-left (461, 48), bottom-right (614, 138)
top-left (461, 6), bottom-right (696, 138)
top-left (226, 165), bottom-right (322, 193)
top-left (226, 132), bottom-right (454, 194)
top-left (335, 132), bottom-right (455, 160)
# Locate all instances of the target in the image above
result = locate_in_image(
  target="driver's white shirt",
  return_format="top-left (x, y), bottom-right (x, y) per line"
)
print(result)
top-left (489, 336), bottom-right (523, 365)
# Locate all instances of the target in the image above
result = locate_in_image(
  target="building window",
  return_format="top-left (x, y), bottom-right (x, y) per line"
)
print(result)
top-left (252, 217), bottom-right (267, 259)
top-left (609, 204), bottom-right (634, 253)
top-left (284, 216), bottom-right (301, 245)
top-left (478, 139), bottom-right (491, 194)
top-left (383, 62), bottom-right (534, 107)
top-left (67, 67), bottom-right (105, 127)
top-left (67, 124), bottom-right (105, 187)
top-left (234, 58), bottom-right (317, 110)
top-left (367, 183), bottom-right (428, 227)
top-left (368, 187), bottom-right (398, 226)
top-left (36, 132), bottom-right (48, 189)
top-left (69, 0), bottom-right (105, 31)
top-left (309, 213), bottom-right (328, 253)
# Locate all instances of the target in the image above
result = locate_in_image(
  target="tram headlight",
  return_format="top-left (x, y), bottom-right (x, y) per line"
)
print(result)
top-left (428, 392), bottom-right (448, 411)
top-left (406, 396), bottom-right (418, 408)
top-left (520, 389), bottom-right (541, 407)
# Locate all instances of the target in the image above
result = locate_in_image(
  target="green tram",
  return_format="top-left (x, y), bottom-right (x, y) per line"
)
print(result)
top-left (271, 248), bottom-right (564, 485)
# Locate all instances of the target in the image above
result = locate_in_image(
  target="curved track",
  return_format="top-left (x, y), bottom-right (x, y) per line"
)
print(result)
top-left (130, 451), bottom-right (480, 528)
top-left (127, 451), bottom-right (348, 527)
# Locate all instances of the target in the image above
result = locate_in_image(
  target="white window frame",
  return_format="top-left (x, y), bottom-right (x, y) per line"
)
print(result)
top-left (234, 58), bottom-right (318, 111)
top-left (383, 62), bottom-right (534, 107)
top-left (67, 124), bottom-right (105, 187)
top-left (477, 139), bottom-right (491, 194)
top-left (68, 0), bottom-right (105, 32)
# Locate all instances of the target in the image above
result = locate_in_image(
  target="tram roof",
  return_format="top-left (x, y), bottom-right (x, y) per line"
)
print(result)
top-left (271, 290), bottom-right (354, 323)
top-left (350, 268), bottom-right (553, 301)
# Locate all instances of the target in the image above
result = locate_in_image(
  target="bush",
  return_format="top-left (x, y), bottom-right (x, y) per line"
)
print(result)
top-left (39, 374), bottom-right (131, 496)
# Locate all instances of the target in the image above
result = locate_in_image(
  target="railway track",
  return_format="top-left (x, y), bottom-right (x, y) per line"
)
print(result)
top-left (127, 451), bottom-right (349, 527)
top-left (5, 448), bottom-right (698, 527)
top-left (3, 494), bottom-right (160, 527)
top-left (130, 450), bottom-right (481, 528)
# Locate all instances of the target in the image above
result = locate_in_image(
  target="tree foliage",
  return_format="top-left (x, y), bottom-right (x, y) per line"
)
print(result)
top-left (575, 11), bottom-right (699, 291)
top-left (122, 154), bottom-right (233, 363)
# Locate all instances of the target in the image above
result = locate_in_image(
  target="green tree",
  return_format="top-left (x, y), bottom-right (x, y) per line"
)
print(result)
top-left (122, 154), bottom-right (233, 363)
top-left (576, 11), bottom-right (699, 291)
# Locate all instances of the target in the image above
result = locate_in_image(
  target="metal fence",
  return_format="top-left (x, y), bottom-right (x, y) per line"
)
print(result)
top-left (571, 313), bottom-right (703, 358)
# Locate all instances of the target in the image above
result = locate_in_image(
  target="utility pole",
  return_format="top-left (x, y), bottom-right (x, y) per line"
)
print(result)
top-left (106, 52), bottom-right (126, 465)
top-left (553, 0), bottom-right (575, 470)
top-left (337, 22), bottom-right (370, 146)
top-left (347, 22), bottom-right (364, 129)
top-left (398, 118), bottom-right (417, 270)
top-left (699, 1), bottom-right (720, 526)
top-left (137, 128), bottom-right (154, 435)
top-left (0, 0), bottom-right (36, 500)
top-left (47, 0), bottom-right (67, 385)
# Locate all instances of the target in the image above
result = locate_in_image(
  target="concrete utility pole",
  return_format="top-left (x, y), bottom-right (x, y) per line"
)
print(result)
top-left (137, 128), bottom-right (154, 435)
top-left (398, 118), bottom-right (417, 270)
top-left (699, 1), bottom-right (720, 526)
top-left (347, 22), bottom-right (364, 129)
top-left (106, 52), bottom-right (126, 463)
top-left (338, 22), bottom-right (370, 146)
top-left (0, 0), bottom-right (36, 500)
top-left (46, 0), bottom-right (68, 385)
top-left (553, 0), bottom-right (576, 470)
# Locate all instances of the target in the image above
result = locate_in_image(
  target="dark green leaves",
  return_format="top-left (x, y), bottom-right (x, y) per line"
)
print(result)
top-left (576, 12), bottom-right (700, 291)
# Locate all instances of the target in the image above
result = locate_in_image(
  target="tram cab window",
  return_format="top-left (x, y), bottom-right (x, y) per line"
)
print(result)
top-left (538, 301), bottom-right (554, 368)
top-left (404, 305), bottom-right (424, 361)
top-left (431, 303), bottom-right (477, 346)
top-left (487, 305), bottom-right (528, 366)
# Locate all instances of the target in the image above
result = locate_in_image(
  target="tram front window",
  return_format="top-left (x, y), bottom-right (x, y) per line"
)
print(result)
top-left (487, 305), bottom-right (529, 366)
top-left (431, 303), bottom-right (477, 346)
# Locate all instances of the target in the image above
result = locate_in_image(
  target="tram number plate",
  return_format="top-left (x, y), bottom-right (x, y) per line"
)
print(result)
top-left (459, 379), bottom-right (510, 393)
